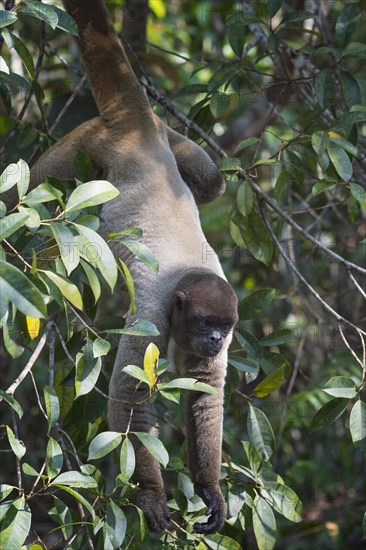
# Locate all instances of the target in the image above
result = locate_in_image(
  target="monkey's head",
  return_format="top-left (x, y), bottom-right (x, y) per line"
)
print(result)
top-left (171, 272), bottom-right (238, 358)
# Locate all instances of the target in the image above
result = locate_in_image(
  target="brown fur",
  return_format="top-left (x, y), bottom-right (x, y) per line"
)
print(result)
top-left (10, 0), bottom-right (237, 534)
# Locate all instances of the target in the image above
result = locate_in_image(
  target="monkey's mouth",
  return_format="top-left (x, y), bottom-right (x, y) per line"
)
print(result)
top-left (196, 345), bottom-right (222, 358)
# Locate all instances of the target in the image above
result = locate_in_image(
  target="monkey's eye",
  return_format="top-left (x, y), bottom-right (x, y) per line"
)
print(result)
top-left (199, 318), bottom-right (210, 329)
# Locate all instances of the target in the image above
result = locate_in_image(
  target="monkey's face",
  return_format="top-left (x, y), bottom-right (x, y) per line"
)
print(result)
top-left (171, 280), bottom-right (238, 358)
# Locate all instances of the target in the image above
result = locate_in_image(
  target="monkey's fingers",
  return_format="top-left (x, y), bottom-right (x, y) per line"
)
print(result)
top-left (193, 484), bottom-right (226, 534)
top-left (137, 488), bottom-right (170, 533)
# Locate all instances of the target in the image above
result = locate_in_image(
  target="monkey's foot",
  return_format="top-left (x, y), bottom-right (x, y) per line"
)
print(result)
top-left (193, 483), bottom-right (226, 535)
top-left (138, 488), bottom-right (170, 533)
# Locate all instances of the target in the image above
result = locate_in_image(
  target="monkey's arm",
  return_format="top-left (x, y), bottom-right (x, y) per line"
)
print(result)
top-left (166, 126), bottom-right (225, 205)
top-left (108, 313), bottom-right (171, 533)
top-left (184, 353), bottom-right (227, 534)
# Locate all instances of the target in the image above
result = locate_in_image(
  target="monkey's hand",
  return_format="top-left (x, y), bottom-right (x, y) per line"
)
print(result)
top-left (193, 483), bottom-right (226, 534)
top-left (138, 488), bottom-right (170, 533)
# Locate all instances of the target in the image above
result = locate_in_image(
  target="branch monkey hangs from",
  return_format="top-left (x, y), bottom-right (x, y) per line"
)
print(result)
top-left (26, 0), bottom-right (239, 534)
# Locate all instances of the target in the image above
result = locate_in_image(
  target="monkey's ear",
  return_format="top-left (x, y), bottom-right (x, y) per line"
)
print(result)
top-left (174, 290), bottom-right (186, 311)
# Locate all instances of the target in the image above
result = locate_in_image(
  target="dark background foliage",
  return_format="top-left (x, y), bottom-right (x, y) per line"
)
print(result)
top-left (0, 0), bottom-right (365, 548)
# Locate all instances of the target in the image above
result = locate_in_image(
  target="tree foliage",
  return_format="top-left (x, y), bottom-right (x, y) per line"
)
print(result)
top-left (0, 0), bottom-right (365, 548)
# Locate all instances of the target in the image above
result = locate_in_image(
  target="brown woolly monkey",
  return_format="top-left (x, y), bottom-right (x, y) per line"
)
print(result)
top-left (14, 0), bottom-right (239, 534)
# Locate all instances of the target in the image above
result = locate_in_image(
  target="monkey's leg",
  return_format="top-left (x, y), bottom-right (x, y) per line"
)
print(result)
top-left (3, 118), bottom-right (105, 210)
top-left (166, 125), bottom-right (225, 205)
top-left (109, 331), bottom-right (170, 533)
top-left (184, 352), bottom-right (227, 534)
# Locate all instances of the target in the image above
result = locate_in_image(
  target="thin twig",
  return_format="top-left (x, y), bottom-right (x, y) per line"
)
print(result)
top-left (257, 199), bottom-right (366, 336)
top-left (1, 323), bottom-right (52, 400)
top-left (11, 409), bottom-right (22, 495)
top-left (338, 324), bottom-right (365, 371)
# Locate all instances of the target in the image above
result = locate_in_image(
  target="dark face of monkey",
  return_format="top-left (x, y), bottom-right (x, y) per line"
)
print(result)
top-left (171, 273), bottom-right (238, 357)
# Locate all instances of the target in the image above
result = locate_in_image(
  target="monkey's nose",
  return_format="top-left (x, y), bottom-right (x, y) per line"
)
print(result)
top-left (210, 331), bottom-right (222, 345)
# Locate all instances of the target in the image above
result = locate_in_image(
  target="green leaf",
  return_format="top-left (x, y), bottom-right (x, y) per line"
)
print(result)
top-left (204, 534), bottom-right (242, 550)
top-left (65, 180), bottom-right (119, 213)
top-left (252, 495), bottom-right (276, 550)
top-left (80, 258), bottom-right (101, 303)
top-left (3, 321), bottom-right (24, 359)
top-left (134, 432), bottom-right (169, 467)
top-left (268, 0), bottom-right (284, 18)
top-left (228, 22), bottom-right (245, 57)
top-left (88, 431), bottom-right (122, 460)
top-left (335, 4), bottom-right (360, 48)
top-left (236, 183), bottom-right (254, 217)
top-left (350, 183), bottom-right (366, 208)
top-left (0, 262), bottom-right (47, 318)
top-left (23, 182), bottom-right (63, 206)
top-left (50, 222), bottom-right (80, 275)
top-left (311, 131), bottom-right (329, 156)
top-left (105, 501), bottom-right (127, 548)
top-left (53, 485), bottom-right (95, 520)
top-left (239, 289), bottom-right (276, 320)
top-left (6, 426), bottom-right (26, 460)
top-left (234, 137), bottom-right (260, 154)
top-left (262, 482), bottom-right (302, 522)
top-left (274, 169), bottom-right (289, 204)
top-left (0, 71), bottom-right (31, 92)
top-left (349, 400), bottom-right (366, 446)
top-left (22, 463), bottom-right (39, 476)
top-left (310, 398), bottom-right (349, 431)
top-left (74, 223), bottom-right (117, 291)
top-left (0, 390), bottom-right (23, 418)
top-left (280, 10), bottom-right (313, 24)
top-left (0, 484), bottom-right (16, 501)
top-left (109, 227), bottom-right (143, 238)
top-left (220, 157), bottom-right (241, 174)
top-left (42, 270), bottom-right (83, 310)
top-left (22, 1), bottom-right (58, 28)
top-left (327, 141), bottom-right (353, 181)
top-left (329, 136), bottom-right (358, 157)
top-left (236, 209), bottom-right (273, 266)
top-left (121, 239), bottom-right (159, 273)
top-left (343, 42), bottom-right (366, 59)
top-left (0, 212), bottom-right (28, 241)
top-left (122, 365), bottom-right (151, 386)
top-left (46, 438), bottom-right (63, 480)
top-left (339, 70), bottom-right (361, 109)
top-left (50, 4), bottom-right (78, 35)
top-left (93, 338), bottom-right (111, 358)
top-left (0, 496), bottom-right (31, 550)
top-left (0, 10), bottom-right (17, 28)
top-left (253, 364), bottom-right (291, 398)
top-left (1, 30), bottom-right (35, 78)
top-left (75, 343), bottom-right (102, 398)
top-left (50, 471), bottom-right (98, 489)
top-left (235, 327), bottom-right (263, 358)
top-left (210, 92), bottom-right (238, 120)
top-left (158, 378), bottom-right (216, 395)
top-left (322, 376), bottom-right (357, 399)
top-left (105, 319), bottom-right (159, 337)
top-left (44, 385), bottom-right (60, 429)
top-left (314, 69), bottom-right (334, 108)
top-left (118, 259), bottom-right (136, 315)
top-left (333, 110), bottom-right (366, 128)
top-left (312, 181), bottom-right (335, 196)
top-left (247, 405), bottom-right (275, 460)
top-left (18, 206), bottom-right (41, 230)
top-left (119, 438), bottom-right (135, 483)
top-left (228, 356), bottom-right (259, 374)
top-left (260, 329), bottom-right (293, 346)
